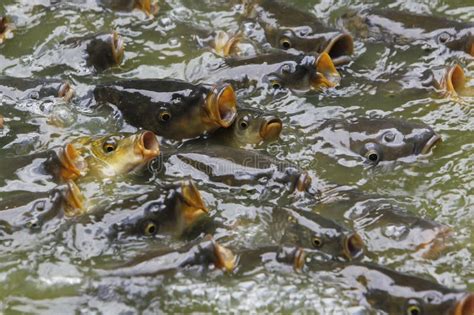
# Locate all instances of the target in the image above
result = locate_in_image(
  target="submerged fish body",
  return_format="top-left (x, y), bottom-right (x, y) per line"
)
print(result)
top-left (271, 207), bottom-right (364, 261)
top-left (316, 190), bottom-right (451, 259)
top-left (206, 52), bottom-right (340, 92)
top-left (341, 9), bottom-right (474, 56)
top-left (99, 238), bottom-right (236, 276)
top-left (241, 0), bottom-right (354, 62)
top-left (94, 79), bottom-right (238, 140)
top-left (105, 180), bottom-right (211, 239)
top-left (316, 117), bottom-right (441, 164)
top-left (205, 107), bottom-right (282, 148)
top-left (153, 144), bottom-right (313, 194)
top-left (301, 253), bottom-right (474, 315)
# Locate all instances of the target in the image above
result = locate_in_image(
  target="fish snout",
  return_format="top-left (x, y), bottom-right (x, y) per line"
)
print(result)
top-left (206, 83), bottom-right (238, 128)
top-left (324, 33), bottom-right (354, 65)
top-left (453, 293), bottom-right (474, 315)
top-left (442, 64), bottom-right (465, 96)
top-left (180, 180), bottom-right (208, 225)
top-left (59, 143), bottom-right (87, 181)
top-left (137, 131), bottom-right (160, 160)
top-left (259, 116), bottom-right (283, 141)
top-left (212, 240), bottom-right (236, 272)
top-left (312, 52), bottom-right (341, 89)
top-left (419, 132), bottom-right (442, 155)
top-left (343, 233), bottom-right (364, 260)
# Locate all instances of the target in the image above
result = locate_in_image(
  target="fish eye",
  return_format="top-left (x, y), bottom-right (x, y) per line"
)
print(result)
top-left (311, 236), bottom-right (323, 248)
top-left (437, 32), bottom-right (451, 43)
top-left (144, 222), bottom-right (158, 236)
top-left (279, 37), bottom-right (292, 50)
top-left (238, 116), bottom-right (250, 130)
top-left (103, 139), bottom-right (117, 153)
top-left (281, 64), bottom-right (292, 74)
top-left (383, 131), bottom-right (395, 142)
top-left (406, 300), bottom-right (423, 315)
top-left (159, 111), bottom-right (172, 122)
top-left (35, 201), bottom-right (46, 212)
top-left (271, 80), bottom-right (282, 90)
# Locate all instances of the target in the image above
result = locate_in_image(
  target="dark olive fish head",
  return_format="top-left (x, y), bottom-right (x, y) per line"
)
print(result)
top-left (111, 180), bottom-right (209, 238)
top-left (224, 108), bottom-right (282, 146)
top-left (436, 28), bottom-right (474, 57)
top-left (320, 118), bottom-right (441, 164)
top-left (274, 208), bottom-right (364, 261)
top-left (230, 52), bottom-right (340, 91)
top-left (86, 31), bottom-right (125, 71)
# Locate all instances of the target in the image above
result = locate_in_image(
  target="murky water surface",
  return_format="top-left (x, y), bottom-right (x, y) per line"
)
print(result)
top-left (0, 0), bottom-right (473, 313)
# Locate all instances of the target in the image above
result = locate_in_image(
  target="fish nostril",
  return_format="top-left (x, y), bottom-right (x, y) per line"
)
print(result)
top-left (346, 233), bottom-right (364, 259)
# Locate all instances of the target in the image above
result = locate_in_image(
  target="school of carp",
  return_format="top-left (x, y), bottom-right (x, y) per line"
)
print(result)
top-left (0, 0), bottom-right (473, 314)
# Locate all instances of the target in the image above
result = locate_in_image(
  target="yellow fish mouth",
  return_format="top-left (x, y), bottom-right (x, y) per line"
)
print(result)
top-left (180, 180), bottom-right (209, 227)
top-left (111, 31), bottom-right (125, 66)
top-left (323, 33), bottom-right (354, 64)
top-left (135, 0), bottom-right (159, 17)
top-left (205, 83), bottom-right (238, 128)
top-left (259, 117), bottom-right (283, 141)
top-left (213, 240), bottom-right (236, 272)
top-left (342, 233), bottom-right (364, 260)
top-left (442, 64), bottom-right (465, 96)
top-left (213, 31), bottom-right (243, 57)
top-left (59, 143), bottom-right (87, 181)
top-left (312, 52), bottom-right (341, 89)
top-left (64, 180), bottom-right (86, 217)
top-left (135, 130), bottom-right (160, 161)
top-left (453, 293), bottom-right (474, 315)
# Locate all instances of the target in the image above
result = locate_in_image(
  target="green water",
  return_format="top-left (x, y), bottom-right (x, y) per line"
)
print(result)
top-left (0, 0), bottom-right (473, 313)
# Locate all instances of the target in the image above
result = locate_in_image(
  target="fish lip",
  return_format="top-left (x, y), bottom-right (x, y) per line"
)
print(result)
top-left (343, 233), bottom-right (364, 260)
top-left (206, 84), bottom-right (238, 128)
top-left (295, 171), bottom-right (312, 192)
top-left (323, 33), bottom-right (354, 60)
top-left (136, 130), bottom-right (160, 161)
top-left (180, 180), bottom-right (209, 226)
top-left (294, 247), bottom-right (306, 271)
top-left (111, 31), bottom-right (125, 65)
top-left (212, 240), bottom-right (236, 272)
top-left (213, 31), bottom-right (242, 57)
top-left (443, 64), bottom-right (465, 96)
top-left (64, 180), bottom-right (86, 217)
top-left (312, 52), bottom-right (341, 89)
top-left (453, 293), bottom-right (474, 315)
top-left (420, 133), bottom-right (442, 155)
top-left (136, 0), bottom-right (159, 16)
top-left (58, 81), bottom-right (75, 102)
top-left (59, 143), bottom-right (87, 181)
top-left (259, 117), bottom-right (283, 141)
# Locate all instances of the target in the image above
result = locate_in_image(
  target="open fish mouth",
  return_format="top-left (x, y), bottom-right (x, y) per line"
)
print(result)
top-left (213, 31), bottom-right (242, 57)
top-left (324, 33), bottom-right (354, 65)
top-left (135, 130), bottom-right (160, 161)
top-left (58, 81), bottom-right (75, 102)
top-left (213, 240), bottom-right (236, 272)
top-left (180, 180), bottom-right (209, 226)
top-left (136, 0), bottom-right (159, 16)
top-left (420, 133), bottom-right (442, 155)
top-left (0, 16), bottom-right (13, 43)
top-left (206, 83), bottom-right (238, 128)
top-left (59, 143), bottom-right (87, 181)
top-left (454, 293), bottom-right (474, 315)
top-left (259, 117), bottom-right (283, 141)
top-left (343, 233), bottom-right (364, 260)
top-left (442, 64), bottom-right (465, 96)
top-left (111, 31), bottom-right (125, 65)
top-left (64, 180), bottom-right (86, 217)
top-left (312, 52), bottom-right (341, 89)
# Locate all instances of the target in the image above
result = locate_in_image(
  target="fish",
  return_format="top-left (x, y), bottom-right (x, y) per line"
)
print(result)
top-left (301, 251), bottom-right (474, 315)
top-left (105, 180), bottom-right (212, 239)
top-left (152, 144), bottom-right (312, 194)
top-left (241, 0), bottom-right (354, 64)
top-left (94, 79), bottom-right (238, 140)
top-left (270, 207), bottom-right (364, 261)
top-left (0, 16), bottom-right (13, 44)
top-left (0, 77), bottom-right (75, 102)
top-left (316, 189), bottom-right (452, 259)
top-left (340, 9), bottom-right (474, 56)
top-left (98, 0), bottom-right (159, 16)
top-left (204, 108), bottom-right (282, 148)
top-left (210, 30), bottom-right (262, 57)
top-left (62, 31), bottom-right (125, 71)
top-left (0, 114), bottom-right (3, 129)
top-left (316, 117), bottom-right (441, 164)
top-left (98, 238), bottom-right (236, 276)
top-left (57, 130), bottom-right (160, 181)
top-left (203, 52), bottom-right (340, 92)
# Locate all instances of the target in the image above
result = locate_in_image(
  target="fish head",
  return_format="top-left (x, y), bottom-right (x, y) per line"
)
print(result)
top-left (229, 108), bottom-right (282, 146)
top-left (203, 83), bottom-right (238, 129)
top-left (278, 208), bottom-right (364, 261)
top-left (85, 131), bottom-right (160, 178)
top-left (348, 119), bottom-right (441, 164)
top-left (212, 31), bottom-right (258, 57)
